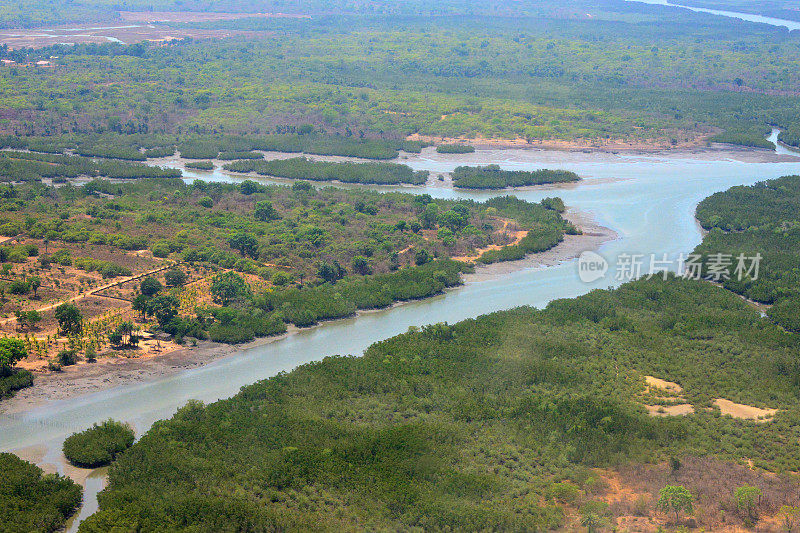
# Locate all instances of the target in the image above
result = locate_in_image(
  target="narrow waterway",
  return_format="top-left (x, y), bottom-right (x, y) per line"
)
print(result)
top-left (627, 0), bottom-right (800, 31)
top-left (3, 136), bottom-right (800, 528)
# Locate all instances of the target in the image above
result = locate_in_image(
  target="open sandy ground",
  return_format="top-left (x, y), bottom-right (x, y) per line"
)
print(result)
top-left (462, 208), bottom-right (618, 282)
top-left (714, 398), bottom-right (777, 422)
top-left (118, 11), bottom-right (310, 23)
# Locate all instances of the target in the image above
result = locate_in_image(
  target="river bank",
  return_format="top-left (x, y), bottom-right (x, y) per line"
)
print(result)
top-left (405, 129), bottom-right (719, 153)
top-left (0, 211), bottom-right (616, 416)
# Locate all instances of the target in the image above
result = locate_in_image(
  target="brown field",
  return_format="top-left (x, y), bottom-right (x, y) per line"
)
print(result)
top-left (0, 24), bottom-right (270, 49)
top-left (0, 237), bottom-right (219, 369)
top-left (118, 11), bottom-right (311, 23)
top-left (608, 457), bottom-right (800, 531)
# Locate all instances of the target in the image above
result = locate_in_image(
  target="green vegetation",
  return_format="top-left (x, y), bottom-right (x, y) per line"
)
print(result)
top-left (0, 337), bottom-right (32, 399)
top-left (708, 131), bottom-right (775, 150)
top-left (0, 149), bottom-right (181, 183)
top-left (80, 273), bottom-right (800, 531)
top-left (0, 179), bottom-right (567, 348)
top-left (207, 259), bottom-right (468, 343)
top-left (436, 144), bottom-right (475, 154)
top-left (78, 172), bottom-right (800, 530)
top-left (2, 3), bottom-right (800, 149)
top-left (0, 452), bottom-right (82, 533)
top-left (54, 303), bottom-right (83, 336)
top-left (452, 165), bottom-right (581, 189)
top-left (1, 179), bottom-right (565, 281)
top-left (185, 161), bottom-right (214, 170)
top-left (174, 133), bottom-right (419, 160)
top-left (224, 157), bottom-right (429, 185)
top-left (694, 175), bottom-right (800, 330)
top-left (62, 419), bottom-right (135, 468)
top-left (658, 485), bottom-right (694, 524)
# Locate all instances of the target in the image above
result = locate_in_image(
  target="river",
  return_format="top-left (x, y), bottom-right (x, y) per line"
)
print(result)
top-left (627, 0), bottom-right (800, 31)
top-left (3, 134), bottom-right (800, 527)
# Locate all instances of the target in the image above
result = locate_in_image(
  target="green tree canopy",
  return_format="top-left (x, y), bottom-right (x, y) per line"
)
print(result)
top-left (54, 303), bottom-right (82, 335)
top-left (0, 338), bottom-right (26, 370)
top-left (657, 485), bottom-right (694, 524)
top-left (229, 233), bottom-right (259, 259)
top-left (210, 271), bottom-right (253, 306)
top-left (139, 276), bottom-right (163, 297)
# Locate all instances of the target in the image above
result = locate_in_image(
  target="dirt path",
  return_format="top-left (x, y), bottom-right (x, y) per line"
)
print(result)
top-left (452, 218), bottom-right (528, 262)
top-left (0, 262), bottom-right (175, 327)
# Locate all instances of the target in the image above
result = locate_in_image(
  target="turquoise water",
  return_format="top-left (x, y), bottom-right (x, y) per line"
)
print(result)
top-left (2, 138), bottom-right (799, 455)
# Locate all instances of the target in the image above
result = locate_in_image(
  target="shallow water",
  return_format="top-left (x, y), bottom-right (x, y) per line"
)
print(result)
top-left (3, 136), bottom-right (800, 457)
top-left (4, 138), bottom-right (800, 533)
top-left (64, 467), bottom-right (108, 533)
top-left (627, 0), bottom-right (800, 31)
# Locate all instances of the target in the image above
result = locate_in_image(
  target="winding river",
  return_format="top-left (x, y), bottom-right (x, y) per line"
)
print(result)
top-left (627, 0), bottom-right (800, 31)
top-left (3, 132), bottom-right (800, 528)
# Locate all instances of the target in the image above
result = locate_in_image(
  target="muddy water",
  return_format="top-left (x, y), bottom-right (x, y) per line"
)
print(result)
top-left (63, 467), bottom-right (108, 533)
top-left (2, 136), bottom-right (800, 527)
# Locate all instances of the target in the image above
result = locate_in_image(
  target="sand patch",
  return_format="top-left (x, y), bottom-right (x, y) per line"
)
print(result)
top-left (452, 218), bottom-right (528, 263)
top-left (642, 376), bottom-right (692, 417)
top-left (645, 375), bottom-right (683, 394)
top-left (406, 128), bottom-right (715, 153)
top-left (119, 11), bottom-right (310, 23)
top-left (462, 208), bottom-right (617, 282)
top-left (645, 404), bottom-right (694, 417)
top-left (714, 398), bottom-right (777, 422)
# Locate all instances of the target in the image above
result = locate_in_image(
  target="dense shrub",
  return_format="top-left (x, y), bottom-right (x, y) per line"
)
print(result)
top-left (83, 274), bottom-right (800, 531)
top-left (0, 368), bottom-right (33, 399)
top-left (0, 453), bottom-right (81, 533)
top-left (694, 176), bottom-right (800, 308)
top-left (62, 419), bottom-right (135, 468)
top-left (224, 157), bottom-right (428, 185)
top-left (452, 165), bottom-right (581, 189)
top-left (185, 160), bottom-right (214, 170)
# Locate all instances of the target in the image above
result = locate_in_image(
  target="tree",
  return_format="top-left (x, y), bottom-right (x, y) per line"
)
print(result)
top-left (229, 233), bottom-right (259, 258)
top-left (28, 276), bottom-right (41, 297)
top-left (254, 200), bottom-right (280, 221)
top-left (55, 303), bottom-right (82, 335)
top-left (657, 485), bottom-right (693, 524)
top-left (110, 322), bottom-right (137, 347)
top-left (8, 280), bottom-right (30, 295)
top-left (735, 485), bottom-right (762, 520)
top-left (140, 276), bottom-right (163, 297)
top-left (318, 261), bottom-right (345, 284)
top-left (351, 255), bottom-right (372, 275)
top-left (0, 338), bottom-right (26, 371)
top-left (580, 512), bottom-right (604, 533)
top-left (147, 295), bottom-right (179, 328)
top-left (441, 209), bottom-right (468, 232)
top-left (420, 202), bottom-right (439, 229)
top-left (240, 180), bottom-right (262, 195)
top-left (210, 272), bottom-right (252, 306)
top-left (292, 180), bottom-right (313, 192)
top-left (16, 309), bottom-right (41, 331)
top-left (164, 268), bottom-right (187, 288)
top-left (415, 248), bottom-right (432, 266)
top-left (779, 505), bottom-right (799, 533)
top-left (132, 294), bottom-right (151, 319)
